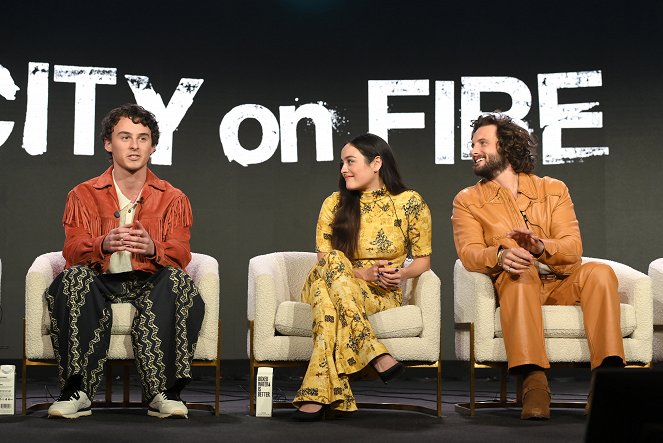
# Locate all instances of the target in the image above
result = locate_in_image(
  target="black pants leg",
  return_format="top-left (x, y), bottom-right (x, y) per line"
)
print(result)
top-left (129, 267), bottom-right (205, 400)
top-left (46, 266), bottom-right (205, 400)
top-left (45, 265), bottom-right (114, 397)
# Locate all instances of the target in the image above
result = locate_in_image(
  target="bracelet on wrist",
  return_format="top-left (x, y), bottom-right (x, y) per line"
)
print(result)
top-left (497, 248), bottom-right (505, 267)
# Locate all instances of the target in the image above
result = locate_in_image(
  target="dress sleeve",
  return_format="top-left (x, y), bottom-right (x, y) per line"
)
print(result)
top-left (315, 193), bottom-right (338, 253)
top-left (406, 192), bottom-right (432, 258)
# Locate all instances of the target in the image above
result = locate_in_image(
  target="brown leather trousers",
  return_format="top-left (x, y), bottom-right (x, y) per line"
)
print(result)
top-left (494, 261), bottom-right (625, 370)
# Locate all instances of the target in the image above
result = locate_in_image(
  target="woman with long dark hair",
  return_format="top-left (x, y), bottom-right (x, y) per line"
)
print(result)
top-left (292, 133), bottom-right (432, 420)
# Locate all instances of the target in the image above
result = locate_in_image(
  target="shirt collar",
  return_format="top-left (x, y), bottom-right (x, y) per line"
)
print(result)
top-left (480, 173), bottom-right (538, 200)
top-left (92, 166), bottom-right (167, 192)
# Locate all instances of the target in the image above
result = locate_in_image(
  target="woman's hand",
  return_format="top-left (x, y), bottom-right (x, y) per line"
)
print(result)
top-left (377, 264), bottom-right (403, 288)
top-left (354, 260), bottom-right (391, 282)
top-left (376, 256), bottom-right (431, 288)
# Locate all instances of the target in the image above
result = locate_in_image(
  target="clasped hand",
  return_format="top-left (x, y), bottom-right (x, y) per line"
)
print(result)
top-left (102, 220), bottom-right (155, 257)
top-left (501, 228), bottom-right (544, 275)
top-left (361, 260), bottom-right (403, 288)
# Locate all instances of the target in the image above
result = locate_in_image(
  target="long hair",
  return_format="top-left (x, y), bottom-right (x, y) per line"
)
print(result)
top-left (471, 113), bottom-right (537, 173)
top-left (331, 133), bottom-right (407, 259)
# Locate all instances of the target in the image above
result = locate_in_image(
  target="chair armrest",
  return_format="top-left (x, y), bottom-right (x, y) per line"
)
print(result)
top-left (186, 253), bottom-right (220, 335)
top-left (25, 252), bottom-right (66, 356)
top-left (408, 269), bottom-right (441, 341)
top-left (453, 259), bottom-right (497, 342)
top-left (649, 258), bottom-right (663, 326)
top-left (584, 257), bottom-right (653, 342)
top-left (247, 253), bottom-right (289, 322)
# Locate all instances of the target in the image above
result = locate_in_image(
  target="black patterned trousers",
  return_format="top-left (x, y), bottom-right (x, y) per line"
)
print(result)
top-left (45, 265), bottom-right (205, 400)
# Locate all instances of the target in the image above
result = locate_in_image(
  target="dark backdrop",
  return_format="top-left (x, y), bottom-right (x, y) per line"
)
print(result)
top-left (1, 0), bottom-right (661, 361)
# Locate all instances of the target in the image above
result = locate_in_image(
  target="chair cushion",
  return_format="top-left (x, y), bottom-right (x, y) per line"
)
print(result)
top-left (494, 303), bottom-right (636, 338)
top-left (274, 301), bottom-right (423, 339)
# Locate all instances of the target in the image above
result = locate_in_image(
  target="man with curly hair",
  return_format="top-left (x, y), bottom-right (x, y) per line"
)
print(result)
top-left (451, 113), bottom-right (625, 420)
top-left (46, 104), bottom-right (205, 419)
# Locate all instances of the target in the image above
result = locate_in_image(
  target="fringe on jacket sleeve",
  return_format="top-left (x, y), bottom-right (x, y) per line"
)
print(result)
top-left (161, 194), bottom-right (193, 238)
top-left (62, 191), bottom-right (102, 237)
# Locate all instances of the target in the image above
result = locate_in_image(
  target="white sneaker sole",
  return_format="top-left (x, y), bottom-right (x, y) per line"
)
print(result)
top-left (147, 409), bottom-right (188, 419)
top-left (48, 409), bottom-right (92, 419)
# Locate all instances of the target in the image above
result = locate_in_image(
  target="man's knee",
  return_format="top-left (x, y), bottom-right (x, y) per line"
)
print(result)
top-left (60, 265), bottom-right (96, 281)
top-left (495, 266), bottom-right (542, 302)
top-left (580, 262), bottom-right (618, 288)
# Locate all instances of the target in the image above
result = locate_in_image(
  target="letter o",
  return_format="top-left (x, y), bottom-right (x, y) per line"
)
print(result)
top-left (220, 104), bottom-right (280, 167)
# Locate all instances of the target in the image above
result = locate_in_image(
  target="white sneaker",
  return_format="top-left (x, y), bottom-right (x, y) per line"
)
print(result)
top-left (148, 391), bottom-right (188, 418)
top-left (48, 390), bottom-right (92, 419)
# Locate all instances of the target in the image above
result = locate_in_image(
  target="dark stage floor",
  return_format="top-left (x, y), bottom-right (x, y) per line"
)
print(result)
top-left (1, 363), bottom-right (606, 443)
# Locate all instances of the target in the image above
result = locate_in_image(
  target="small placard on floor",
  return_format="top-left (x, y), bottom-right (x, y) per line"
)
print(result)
top-left (0, 365), bottom-right (16, 415)
top-left (256, 367), bottom-right (273, 417)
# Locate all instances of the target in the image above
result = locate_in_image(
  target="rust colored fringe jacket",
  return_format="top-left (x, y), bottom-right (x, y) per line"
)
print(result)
top-left (62, 166), bottom-right (193, 273)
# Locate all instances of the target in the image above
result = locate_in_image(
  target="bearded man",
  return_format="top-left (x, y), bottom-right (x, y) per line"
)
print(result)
top-left (451, 113), bottom-right (625, 420)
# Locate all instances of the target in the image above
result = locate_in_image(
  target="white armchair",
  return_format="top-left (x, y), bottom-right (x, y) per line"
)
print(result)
top-left (454, 257), bottom-right (653, 416)
top-left (648, 258), bottom-right (663, 361)
top-left (247, 251), bottom-right (442, 416)
top-left (23, 251), bottom-right (221, 415)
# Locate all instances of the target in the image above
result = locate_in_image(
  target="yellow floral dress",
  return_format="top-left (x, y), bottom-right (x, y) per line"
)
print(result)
top-left (293, 187), bottom-right (432, 411)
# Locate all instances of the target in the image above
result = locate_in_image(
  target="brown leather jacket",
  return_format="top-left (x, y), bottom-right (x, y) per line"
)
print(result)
top-left (451, 173), bottom-right (582, 278)
top-left (61, 166), bottom-right (193, 273)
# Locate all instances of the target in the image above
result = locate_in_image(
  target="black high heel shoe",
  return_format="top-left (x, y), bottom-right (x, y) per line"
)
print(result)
top-left (292, 404), bottom-right (326, 421)
top-left (377, 361), bottom-right (405, 384)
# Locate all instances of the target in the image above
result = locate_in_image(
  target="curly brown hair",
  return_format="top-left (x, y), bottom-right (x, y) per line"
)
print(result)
top-left (100, 103), bottom-right (160, 146)
top-left (471, 113), bottom-right (537, 173)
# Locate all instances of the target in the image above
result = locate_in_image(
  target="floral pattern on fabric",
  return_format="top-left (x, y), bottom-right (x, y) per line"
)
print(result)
top-left (294, 188), bottom-right (432, 411)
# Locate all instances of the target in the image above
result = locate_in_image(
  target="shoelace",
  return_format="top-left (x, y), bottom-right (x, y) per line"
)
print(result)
top-left (57, 389), bottom-right (80, 402)
top-left (161, 390), bottom-right (182, 402)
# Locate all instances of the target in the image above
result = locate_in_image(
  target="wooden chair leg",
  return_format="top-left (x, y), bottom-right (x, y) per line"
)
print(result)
top-left (214, 358), bottom-right (220, 416)
top-left (21, 357), bottom-right (28, 415)
top-left (105, 362), bottom-right (113, 406)
top-left (500, 365), bottom-right (508, 403)
top-left (123, 364), bottom-right (131, 407)
top-left (249, 358), bottom-right (256, 416)
top-left (249, 321), bottom-right (256, 416)
top-left (436, 360), bottom-right (442, 417)
top-left (215, 318), bottom-right (221, 416)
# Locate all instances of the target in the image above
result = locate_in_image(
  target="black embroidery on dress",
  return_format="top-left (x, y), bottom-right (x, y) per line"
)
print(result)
top-left (403, 195), bottom-right (423, 219)
top-left (372, 188), bottom-right (386, 198)
top-left (369, 228), bottom-right (393, 253)
top-left (297, 387), bottom-right (319, 397)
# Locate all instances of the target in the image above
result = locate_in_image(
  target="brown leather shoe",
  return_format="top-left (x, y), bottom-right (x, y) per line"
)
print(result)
top-left (520, 370), bottom-right (551, 420)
